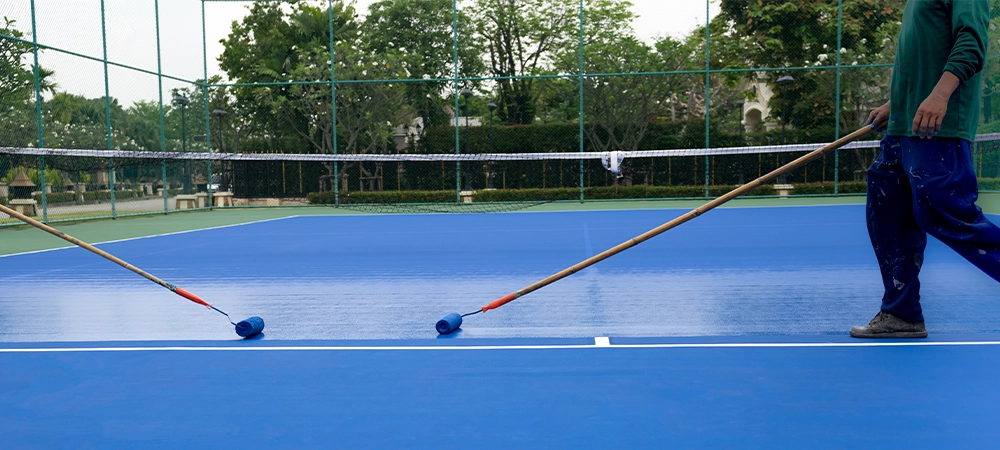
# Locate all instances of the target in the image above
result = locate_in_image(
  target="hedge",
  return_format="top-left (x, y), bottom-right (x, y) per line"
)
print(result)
top-left (308, 190), bottom-right (457, 205)
top-left (307, 182), bottom-right (868, 205)
top-left (28, 189), bottom-right (183, 205)
top-left (979, 178), bottom-right (1000, 191)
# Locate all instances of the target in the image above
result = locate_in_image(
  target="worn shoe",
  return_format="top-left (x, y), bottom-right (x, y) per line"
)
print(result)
top-left (850, 311), bottom-right (928, 338)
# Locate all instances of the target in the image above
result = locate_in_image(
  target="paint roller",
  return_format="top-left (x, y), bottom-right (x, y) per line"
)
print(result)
top-left (0, 203), bottom-right (264, 338)
top-left (437, 123), bottom-right (884, 334)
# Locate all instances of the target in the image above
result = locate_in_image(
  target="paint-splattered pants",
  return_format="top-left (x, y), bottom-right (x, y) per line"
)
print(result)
top-left (866, 135), bottom-right (1000, 322)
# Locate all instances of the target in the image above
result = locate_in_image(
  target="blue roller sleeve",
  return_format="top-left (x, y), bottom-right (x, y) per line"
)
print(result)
top-left (235, 316), bottom-right (265, 338)
top-left (436, 313), bottom-right (462, 334)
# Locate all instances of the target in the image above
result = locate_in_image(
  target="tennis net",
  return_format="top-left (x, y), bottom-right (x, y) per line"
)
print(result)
top-left (3, 133), bottom-right (1000, 224)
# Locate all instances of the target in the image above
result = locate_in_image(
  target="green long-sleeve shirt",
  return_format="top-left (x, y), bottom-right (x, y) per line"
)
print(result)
top-left (888, 0), bottom-right (990, 141)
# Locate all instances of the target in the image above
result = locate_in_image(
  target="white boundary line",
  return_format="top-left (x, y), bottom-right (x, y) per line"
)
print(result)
top-left (2, 340), bottom-right (999, 353)
top-left (0, 215), bottom-right (302, 259)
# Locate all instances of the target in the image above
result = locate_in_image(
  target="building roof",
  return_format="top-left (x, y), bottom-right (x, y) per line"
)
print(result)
top-left (10, 172), bottom-right (35, 187)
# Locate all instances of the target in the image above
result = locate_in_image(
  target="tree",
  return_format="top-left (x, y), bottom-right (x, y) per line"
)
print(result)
top-left (676, 17), bottom-right (750, 126)
top-left (578, 37), bottom-right (669, 154)
top-left (262, 42), bottom-right (413, 190)
top-left (472, 0), bottom-right (635, 125)
top-left (221, 2), bottom-right (413, 191)
top-left (40, 93), bottom-right (133, 150)
top-left (219, 1), bottom-right (359, 147)
top-left (718, 0), bottom-right (904, 129)
top-left (363, 0), bottom-right (485, 126)
top-left (652, 36), bottom-right (703, 122)
top-left (0, 16), bottom-right (55, 147)
top-left (471, 0), bottom-right (575, 124)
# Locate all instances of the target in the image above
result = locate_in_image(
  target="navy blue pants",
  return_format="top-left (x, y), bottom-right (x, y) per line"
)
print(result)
top-left (866, 135), bottom-right (1000, 322)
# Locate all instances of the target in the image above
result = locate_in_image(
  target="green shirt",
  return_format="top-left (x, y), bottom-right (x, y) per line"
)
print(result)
top-left (888, 0), bottom-right (989, 140)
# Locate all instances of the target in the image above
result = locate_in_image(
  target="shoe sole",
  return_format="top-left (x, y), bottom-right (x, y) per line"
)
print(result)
top-left (849, 329), bottom-right (928, 338)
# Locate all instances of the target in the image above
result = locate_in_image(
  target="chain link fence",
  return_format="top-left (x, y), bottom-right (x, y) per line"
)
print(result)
top-left (2, 0), bottom-right (999, 224)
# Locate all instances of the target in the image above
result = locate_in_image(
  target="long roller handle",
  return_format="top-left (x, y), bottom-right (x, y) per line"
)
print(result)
top-left (481, 123), bottom-right (882, 313)
top-left (0, 204), bottom-right (214, 309)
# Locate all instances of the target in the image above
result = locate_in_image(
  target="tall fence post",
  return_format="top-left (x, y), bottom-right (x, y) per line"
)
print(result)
top-left (201, 0), bottom-right (214, 209)
top-left (704, 0), bottom-right (711, 198)
top-left (155, 0), bottom-right (167, 213)
top-left (29, 0), bottom-right (47, 222)
top-left (101, 0), bottom-right (116, 218)
top-left (329, 0), bottom-right (339, 206)
top-left (452, 0), bottom-right (461, 203)
top-left (578, 0), bottom-right (585, 202)
top-left (834, 0), bottom-right (843, 195)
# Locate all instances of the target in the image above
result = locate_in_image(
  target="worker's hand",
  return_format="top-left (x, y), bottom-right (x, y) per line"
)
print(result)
top-left (912, 91), bottom-right (950, 139)
top-left (912, 71), bottom-right (960, 139)
top-left (865, 101), bottom-right (890, 131)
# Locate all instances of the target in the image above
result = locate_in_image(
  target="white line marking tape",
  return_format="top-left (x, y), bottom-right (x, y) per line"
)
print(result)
top-left (0, 216), bottom-right (300, 259)
top-left (2, 340), bottom-right (1000, 353)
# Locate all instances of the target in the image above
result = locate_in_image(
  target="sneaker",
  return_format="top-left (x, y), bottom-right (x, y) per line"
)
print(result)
top-left (849, 311), bottom-right (928, 338)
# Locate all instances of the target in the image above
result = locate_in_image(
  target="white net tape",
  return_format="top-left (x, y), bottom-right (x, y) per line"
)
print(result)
top-left (6, 134), bottom-right (999, 162)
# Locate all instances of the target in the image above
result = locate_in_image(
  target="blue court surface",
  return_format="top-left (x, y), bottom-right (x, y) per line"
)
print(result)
top-left (2, 205), bottom-right (1000, 447)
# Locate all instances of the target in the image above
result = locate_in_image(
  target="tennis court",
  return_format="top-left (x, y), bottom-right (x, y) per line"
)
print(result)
top-left (4, 0), bottom-right (1000, 446)
top-left (2, 202), bottom-right (1000, 447)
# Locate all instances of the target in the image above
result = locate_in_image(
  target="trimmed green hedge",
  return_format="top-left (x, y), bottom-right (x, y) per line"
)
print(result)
top-left (308, 190), bottom-right (458, 205)
top-left (29, 189), bottom-right (177, 205)
top-left (979, 178), bottom-right (1000, 191)
top-left (307, 182), bottom-right (868, 205)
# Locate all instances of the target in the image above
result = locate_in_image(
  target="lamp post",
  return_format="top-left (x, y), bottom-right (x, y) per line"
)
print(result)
top-left (172, 94), bottom-right (190, 194)
top-left (212, 108), bottom-right (228, 192)
top-left (735, 99), bottom-right (745, 185)
top-left (487, 101), bottom-right (497, 189)
top-left (776, 75), bottom-right (795, 184)
top-left (460, 87), bottom-right (473, 191)
top-left (212, 109), bottom-right (228, 153)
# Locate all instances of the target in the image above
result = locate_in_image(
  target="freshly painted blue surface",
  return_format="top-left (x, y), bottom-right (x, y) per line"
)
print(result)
top-left (1, 338), bottom-right (999, 448)
top-left (3, 206), bottom-right (1000, 447)
top-left (1, 205), bottom-right (998, 341)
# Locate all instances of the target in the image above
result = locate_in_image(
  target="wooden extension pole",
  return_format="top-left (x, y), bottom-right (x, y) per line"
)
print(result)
top-left (0, 204), bottom-right (214, 308)
top-left (481, 123), bottom-right (881, 313)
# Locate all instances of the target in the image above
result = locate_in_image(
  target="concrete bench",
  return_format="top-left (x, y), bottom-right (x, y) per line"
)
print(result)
top-left (773, 184), bottom-right (794, 197)
top-left (9, 199), bottom-right (38, 216)
top-left (214, 192), bottom-right (234, 207)
top-left (175, 195), bottom-right (197, 209)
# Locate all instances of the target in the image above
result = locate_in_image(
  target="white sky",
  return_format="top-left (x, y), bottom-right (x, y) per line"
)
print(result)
top-left (5, 0), bottom-right (720, 106)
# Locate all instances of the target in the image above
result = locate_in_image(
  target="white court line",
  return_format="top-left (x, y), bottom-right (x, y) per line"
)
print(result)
top-left (2, 340), bottom-right (1000, 353)
top-left (0, 215), bottom-right (302, 259)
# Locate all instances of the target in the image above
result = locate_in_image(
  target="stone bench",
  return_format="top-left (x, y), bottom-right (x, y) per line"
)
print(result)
top-left (175, 195), bottom-right (197, 209)
top-left (9, 199), bottom-right (38, 216)
top-left (772, 184), bottom-right (794, 198)
top-left (213, 192), bottom-right (234, 207)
